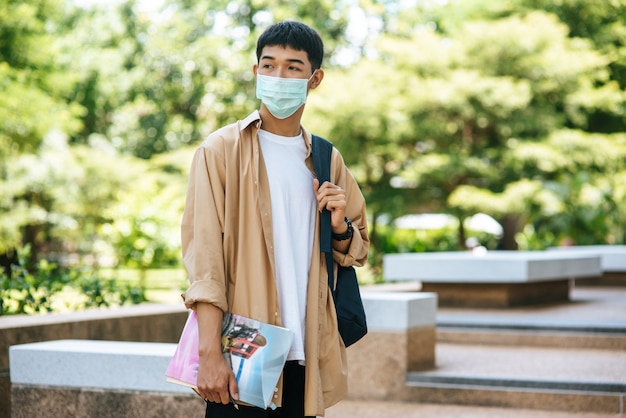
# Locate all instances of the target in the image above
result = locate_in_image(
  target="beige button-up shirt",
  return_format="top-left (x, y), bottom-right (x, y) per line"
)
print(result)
top-left (181, 111), bottom-right (369, 416)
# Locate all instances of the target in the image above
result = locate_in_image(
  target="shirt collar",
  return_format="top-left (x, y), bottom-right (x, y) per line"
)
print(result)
top-left (240, 110), bottom-right (312, 155)
top-left (241, 110), bottom-right (262, 131)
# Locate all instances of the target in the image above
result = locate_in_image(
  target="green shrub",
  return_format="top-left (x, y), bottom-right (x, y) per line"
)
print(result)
top-left (0, 246), bottom-right (146, 315)
top-left (368, 225), bottom-right (501, 283)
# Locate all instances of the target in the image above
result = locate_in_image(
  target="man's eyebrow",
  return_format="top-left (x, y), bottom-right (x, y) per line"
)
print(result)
top-left (260, 55), bottom-right (306, 65)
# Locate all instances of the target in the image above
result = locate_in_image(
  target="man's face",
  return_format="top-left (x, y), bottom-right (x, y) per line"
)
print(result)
top-left (255, 45), bottom-right (314, 79)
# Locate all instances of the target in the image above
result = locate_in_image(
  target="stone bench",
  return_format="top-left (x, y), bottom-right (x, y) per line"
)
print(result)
top-left (9, 292), bottom-right (438, 416)
top-left (0, 303), bottom-right (189, 418)
top-left (348, 292), bottom-right (438, 401)
top-left (9, 339), bottom-right (204, 418)
top-left (383, 251), bottom-right (602, 308)
top-left (548, 245), bottom-right (626, 286)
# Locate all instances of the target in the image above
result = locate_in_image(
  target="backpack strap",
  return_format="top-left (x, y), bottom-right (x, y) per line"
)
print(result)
top-left (311, 134), bottom-right (336, 293)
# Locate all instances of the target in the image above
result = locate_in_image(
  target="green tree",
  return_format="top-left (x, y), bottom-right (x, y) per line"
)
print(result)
top-left (0, 0), bottom-right (82, 155)
top-left (1, 0), bottom-right (83, 261)
top-left (1, 129), bottom-right (185, 265)
top-left (63, 0), bottom-right (353, 160)
top-left (309, 10), bottom-right (625, 250)
top-left (4, 0), bottom-right (625, 278)
top-left (428, 0), bottom-right (626, 132)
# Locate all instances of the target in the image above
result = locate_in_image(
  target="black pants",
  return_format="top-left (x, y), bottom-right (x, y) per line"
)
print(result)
top-left (205, 361), bottom-right (314, 418)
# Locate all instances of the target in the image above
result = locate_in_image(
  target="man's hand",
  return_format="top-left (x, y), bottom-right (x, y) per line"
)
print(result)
top-left (313, 178), bottom-right (347, 232)
top-left (313, 178), bottom-right (351, 253)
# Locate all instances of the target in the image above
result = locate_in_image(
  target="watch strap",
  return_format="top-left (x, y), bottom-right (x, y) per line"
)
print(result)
top-left (332, 217), bottom-right (353, 241)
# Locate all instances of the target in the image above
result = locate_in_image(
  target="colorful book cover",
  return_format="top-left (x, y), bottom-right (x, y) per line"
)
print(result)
top-left (165, 310), bottom-right (293, 409)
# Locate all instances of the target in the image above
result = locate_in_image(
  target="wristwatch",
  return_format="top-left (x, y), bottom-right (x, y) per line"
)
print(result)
top-left (332, 217), bottom-right (354, 241)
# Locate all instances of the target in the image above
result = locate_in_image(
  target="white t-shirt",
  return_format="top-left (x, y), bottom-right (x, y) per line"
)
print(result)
top-left (258, 129), bottom-right (317, 362)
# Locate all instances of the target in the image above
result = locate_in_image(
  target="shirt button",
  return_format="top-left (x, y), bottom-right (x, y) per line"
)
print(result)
top-left (274, 387), bottom-right (278, 393)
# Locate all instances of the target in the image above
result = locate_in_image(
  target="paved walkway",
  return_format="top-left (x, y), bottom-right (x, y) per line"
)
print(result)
top-left (325, 284), bottom-right (626, 418)
top-left (437, 285), bottom-right (626, 325)
top-left (324, 399), bottom-right (622, 418)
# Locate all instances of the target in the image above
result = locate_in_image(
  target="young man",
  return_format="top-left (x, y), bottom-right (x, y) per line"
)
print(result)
top-left (180, 21), bottom-right (369, 418)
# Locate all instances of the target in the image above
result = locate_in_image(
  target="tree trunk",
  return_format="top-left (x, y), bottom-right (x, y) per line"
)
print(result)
top-left (499, 214), bottom-right (521, 250)
top-left (457, 215), bottom-right (466, 250)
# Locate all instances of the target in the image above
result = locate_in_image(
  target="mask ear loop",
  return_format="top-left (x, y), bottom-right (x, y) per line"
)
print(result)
top-left (308, 69), bottom-right (319, 88)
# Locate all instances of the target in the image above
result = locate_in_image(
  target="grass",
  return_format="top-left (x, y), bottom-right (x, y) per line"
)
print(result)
top-left (98, 267), bottom-right (188, 304)
top-left (43, 268), bottom-right (188, 313)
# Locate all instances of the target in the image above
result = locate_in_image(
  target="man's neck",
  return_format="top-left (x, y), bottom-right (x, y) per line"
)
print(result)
top-left (259, 106), bottom-right (304, 137)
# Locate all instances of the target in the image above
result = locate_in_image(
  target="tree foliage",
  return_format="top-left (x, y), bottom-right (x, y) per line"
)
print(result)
top-left (0, 0), bottom-right (82, 155)
top-left (308, 5), bottom-right (626, 250)
top-left (1, 0), bottom-right (625, 281)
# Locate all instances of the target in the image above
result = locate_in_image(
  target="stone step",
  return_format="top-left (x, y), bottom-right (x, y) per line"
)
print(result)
top-left (407, 343), bottom-right (626, 414)
top-left (436, 316), bottom-right (626, 350)
top-left (437, 327), bottom-right (626, 350)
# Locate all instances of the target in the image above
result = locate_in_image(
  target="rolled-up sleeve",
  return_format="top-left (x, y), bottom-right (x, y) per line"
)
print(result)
top-left (180, 140), bottom-right (229, 312)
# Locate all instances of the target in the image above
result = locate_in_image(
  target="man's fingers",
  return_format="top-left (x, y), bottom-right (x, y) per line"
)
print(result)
top-left (315, 181), bottom-right (346, 205)
top-left (218, 389), bottom-right (231, 404)
top-left (229, 374), bottom-right (239, 401)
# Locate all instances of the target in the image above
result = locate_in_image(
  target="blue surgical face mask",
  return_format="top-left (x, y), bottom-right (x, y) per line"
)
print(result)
top-left (256, 71), bottom-right (316, 119)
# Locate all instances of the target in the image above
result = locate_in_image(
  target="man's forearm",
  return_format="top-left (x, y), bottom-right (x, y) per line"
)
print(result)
top-left (196, 302), bottom-right (224, 358)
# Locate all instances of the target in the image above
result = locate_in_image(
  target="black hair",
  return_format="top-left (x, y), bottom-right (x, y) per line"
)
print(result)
top-left (256, 21), bottom-right (324, 70)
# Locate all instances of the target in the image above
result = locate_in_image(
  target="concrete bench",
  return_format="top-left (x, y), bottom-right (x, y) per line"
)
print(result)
top-left (9, 339), bottom-right (204, 418)
top-left (548, 245), bottom-right (626, 286)
top-left (9, 292), bottom-right (438, 416)
top-left (0, 302), bottom-right (189, 417)
top-left (10, 339), bottom-right (185, 394)
top-left (347, 292), bottom-right (438, 401)
top-left (383, 251), bottom-right (602, 308)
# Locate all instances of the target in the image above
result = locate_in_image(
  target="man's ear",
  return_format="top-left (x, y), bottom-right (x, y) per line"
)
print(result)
top-left (253, 64), bottom-right (258, 79)
top-left (310, 69), bottom-right (324, 89)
